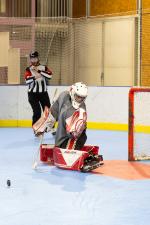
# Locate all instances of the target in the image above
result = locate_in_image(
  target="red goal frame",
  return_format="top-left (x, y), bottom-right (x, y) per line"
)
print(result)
top-left (128, 87), bottom-right (150, 161)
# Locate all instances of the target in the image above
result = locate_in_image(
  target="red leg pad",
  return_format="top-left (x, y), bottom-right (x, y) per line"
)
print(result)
top-left (40, 144), bottom-right (54, 165)
top-left (81, 145), bottom-right (99, 155)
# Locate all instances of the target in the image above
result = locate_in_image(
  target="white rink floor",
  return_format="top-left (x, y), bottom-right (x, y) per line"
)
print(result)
top-left (0, 128), bottom-right (150, 225)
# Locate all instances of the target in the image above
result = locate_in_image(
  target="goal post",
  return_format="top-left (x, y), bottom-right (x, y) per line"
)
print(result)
top-left (128, 87), bottom-right (150, 161)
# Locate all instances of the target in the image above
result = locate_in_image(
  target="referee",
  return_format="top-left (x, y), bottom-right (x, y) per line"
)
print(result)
top-left (24, 50), bottom-right (54, 134)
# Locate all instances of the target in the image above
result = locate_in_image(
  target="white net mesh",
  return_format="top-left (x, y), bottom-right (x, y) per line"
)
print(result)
top-left (0, 17), bottom-right (75, 85)
top-left (0, 16), bottom-right (137, 86)
top-left (133, 91), bottom-right (150, 160)
top-left (34, 18), bottom-right (74, 85)
top-left (0, 17), bottom-right (104, 85)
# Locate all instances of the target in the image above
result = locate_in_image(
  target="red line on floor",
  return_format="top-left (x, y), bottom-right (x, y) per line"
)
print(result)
top-left (92, 160), bottom-right (150, 180)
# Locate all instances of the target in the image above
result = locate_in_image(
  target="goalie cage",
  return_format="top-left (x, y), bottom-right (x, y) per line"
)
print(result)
top-left (128, 87), bottom-right (150, 161)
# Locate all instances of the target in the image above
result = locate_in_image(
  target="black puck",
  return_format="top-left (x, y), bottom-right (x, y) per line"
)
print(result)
top-left (7, 179), bottom-right (11, 187)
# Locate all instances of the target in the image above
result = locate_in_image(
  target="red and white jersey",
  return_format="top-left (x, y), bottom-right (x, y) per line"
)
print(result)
top-left (24, 64), bottom-right (52, 93)
top-left (66, 108), bottom-right (87, 138)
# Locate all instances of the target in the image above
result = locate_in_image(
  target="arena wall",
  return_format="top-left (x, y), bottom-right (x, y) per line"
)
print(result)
top-left (0, 85), bottom-right (129, 131)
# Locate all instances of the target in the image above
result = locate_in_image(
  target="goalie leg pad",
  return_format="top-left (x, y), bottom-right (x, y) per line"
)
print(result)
top-left (53, 147), bottom-right (88, 171)
top-left (52, 146), bottom-right (103, 172)
top-left (81, 145), bottom-right (99, 155)
top-left (40, 144), bottom-right (54, 164)
top-left (39, 145), bottom-right (104, 172)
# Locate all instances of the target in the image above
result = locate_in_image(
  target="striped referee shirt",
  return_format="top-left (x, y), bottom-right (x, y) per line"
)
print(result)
top-left (24, 64), bottom-right (52, 93)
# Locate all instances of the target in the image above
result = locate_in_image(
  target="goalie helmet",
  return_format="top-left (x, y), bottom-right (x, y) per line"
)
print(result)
top-left (70, 82), bottom-right (88, 109)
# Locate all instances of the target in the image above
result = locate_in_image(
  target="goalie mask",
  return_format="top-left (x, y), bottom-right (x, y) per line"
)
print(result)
top-left (29, 50), bottom-right (39, 66)
top-left (70, 82), bottom-right (88, 109)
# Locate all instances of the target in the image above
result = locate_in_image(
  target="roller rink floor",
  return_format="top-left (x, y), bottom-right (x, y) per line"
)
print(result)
top-left (0, 128), bottom-right (150, 225)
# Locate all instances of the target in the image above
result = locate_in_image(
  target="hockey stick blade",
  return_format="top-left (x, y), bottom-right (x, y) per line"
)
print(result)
top-left (32, 161), bottom-right (38, 170)
top-left (32, 134), bottom-right (44, 170)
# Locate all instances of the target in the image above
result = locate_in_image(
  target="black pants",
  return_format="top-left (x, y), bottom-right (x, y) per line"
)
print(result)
top-left (28, 91), bottom-right (51, 125)
top-left (59, 130), bottom-right (87, 150)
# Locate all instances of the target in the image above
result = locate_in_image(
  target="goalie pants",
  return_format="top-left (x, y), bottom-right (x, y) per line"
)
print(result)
top-left (28, 91), bottom-right (51, 125)
top-left (59, 130), bottom-right (87, 150)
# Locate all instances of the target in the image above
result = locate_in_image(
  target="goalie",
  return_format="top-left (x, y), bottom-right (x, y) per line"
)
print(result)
top-left (33, 82), bottom-right (103, 172)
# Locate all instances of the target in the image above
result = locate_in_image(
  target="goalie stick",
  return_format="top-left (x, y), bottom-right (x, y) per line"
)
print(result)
top-left (51, 87), bottom-right (59, 104)
top-left (32, 134), bottom-right (44, 169)
top-left (32, 88), bottom-right (58, 135)
top-left (45, 21), bottom-right (60, 65)
top-left (32, 88), bottom-right (58, 170)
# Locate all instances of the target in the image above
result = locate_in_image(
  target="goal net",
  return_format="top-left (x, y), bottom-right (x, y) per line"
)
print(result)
top-left (0, 17), bottom-right (103, 85)
top-left (128, 87), bottom-right (150, 161)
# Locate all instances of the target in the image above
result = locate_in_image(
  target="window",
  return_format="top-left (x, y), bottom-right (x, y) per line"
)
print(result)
top-left (0, 0), bottom-right (6, 13)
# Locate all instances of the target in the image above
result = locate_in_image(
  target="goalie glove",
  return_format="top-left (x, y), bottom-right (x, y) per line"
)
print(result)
top-left (45, 113), bottom-right (56, 133)
top-left (33, 107), bottom-right (56, 136)
top-left (32, 107), bottom-right (49, 136)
